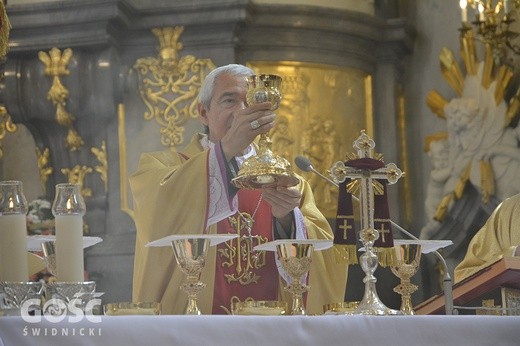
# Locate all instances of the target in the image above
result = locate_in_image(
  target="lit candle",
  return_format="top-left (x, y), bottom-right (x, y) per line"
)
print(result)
top-left (52, 183), bottom-right (86, 282)
top-left (0, 181), bottom-right (29, 282)
top-left (460, 0), bottom-right (468, 22)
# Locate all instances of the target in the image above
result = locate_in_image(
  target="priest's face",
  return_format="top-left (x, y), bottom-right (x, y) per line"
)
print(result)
top-left (199, 72), bottom-right (248, 142)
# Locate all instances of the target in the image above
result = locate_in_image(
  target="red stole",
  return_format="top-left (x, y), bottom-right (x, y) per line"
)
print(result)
top-left (212, 189), bottom-right (279, 314)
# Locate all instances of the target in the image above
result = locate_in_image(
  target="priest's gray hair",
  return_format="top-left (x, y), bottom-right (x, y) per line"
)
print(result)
top-left (198, 64), bottom-right (254, 111)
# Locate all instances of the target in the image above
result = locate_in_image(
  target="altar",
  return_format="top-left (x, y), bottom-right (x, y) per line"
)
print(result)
top-left (1, 314), bottom-right (519, 346)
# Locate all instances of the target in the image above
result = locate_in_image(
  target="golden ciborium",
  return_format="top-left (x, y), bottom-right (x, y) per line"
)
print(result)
top-left (231, 74), bottom-right (299, 189)
top-left (391, 243), bottom-right (422, 315)
top-left (276, 242), bottom-right (314, 315)
top-left (171, 237), bottom-right (210, 315)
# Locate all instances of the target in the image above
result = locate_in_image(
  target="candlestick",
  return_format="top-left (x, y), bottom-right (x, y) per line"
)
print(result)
top-left (0, 181), bottom-right (29, 282)
top-left (52, 183), bottom-right (86, 282)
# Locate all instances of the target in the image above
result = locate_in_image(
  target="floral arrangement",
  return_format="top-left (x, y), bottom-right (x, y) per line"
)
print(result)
top-left (26, 197), bottom-right (55, 235)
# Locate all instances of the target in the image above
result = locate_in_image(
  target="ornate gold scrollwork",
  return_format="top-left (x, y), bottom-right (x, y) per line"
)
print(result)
top-left (38, 47), bottom-right (84, 151)
top-left (91, 141), bottom-right (108, 193)
top-left (61, 165), bottom-right (92, 198)
top-left (133, 26), bottom-right (215, 148)
top-left (0, 104), bottom-right (17, 158)
top-left (35, 147), bottom-right (53, 194)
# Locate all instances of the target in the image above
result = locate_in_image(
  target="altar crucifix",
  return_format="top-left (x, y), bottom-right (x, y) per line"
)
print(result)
top-left (329, 130), bottom-right (404, 315)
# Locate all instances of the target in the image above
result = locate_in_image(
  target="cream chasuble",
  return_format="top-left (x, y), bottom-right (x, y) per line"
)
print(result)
top-left (130, 133), bottom-right (347, 315)
top-left (454, 193), bottom-right (520, 282)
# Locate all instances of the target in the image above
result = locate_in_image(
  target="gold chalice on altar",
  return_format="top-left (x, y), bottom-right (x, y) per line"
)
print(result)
top-left (276, 242), bottom-right (314, 315)
top-left (391, 243), bottom-right (422, 315)
top-left (171, 237), bottom-right (210, 315)
top-left (231, 74), bottom-right (299, 189)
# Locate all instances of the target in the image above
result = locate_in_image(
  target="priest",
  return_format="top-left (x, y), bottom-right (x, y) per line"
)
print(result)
top-left (130, 64), bottom-right (347, 315)
top-left (454, 193), bottom-right (520, 282)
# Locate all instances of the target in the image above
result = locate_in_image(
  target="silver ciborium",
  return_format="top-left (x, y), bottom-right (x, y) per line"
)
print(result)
top-left (276, 242), bottom-right (314, 315)
top-left (231, 74), bottom-right (299, 189)
top-left (171, 237), bottom-right (210, 315)
top-left (391, 243), bottom-right (422, 315)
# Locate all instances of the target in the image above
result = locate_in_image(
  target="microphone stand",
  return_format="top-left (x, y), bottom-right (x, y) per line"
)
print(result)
top-left (302, 161), bottom-right (455, 315)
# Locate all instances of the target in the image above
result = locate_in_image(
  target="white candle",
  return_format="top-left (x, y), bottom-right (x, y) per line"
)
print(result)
top-left (460, 0), bottom-right (468, 22)
top-left (55, 215), bottom-right (84, 282)
top-left (0, 214), bottom-right (29, 282)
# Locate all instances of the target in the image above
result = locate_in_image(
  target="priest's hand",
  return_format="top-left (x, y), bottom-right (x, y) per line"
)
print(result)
top-left (261, 186), bottom-right (302, 227)
top-left (221, 102), bottom-right (275, 160)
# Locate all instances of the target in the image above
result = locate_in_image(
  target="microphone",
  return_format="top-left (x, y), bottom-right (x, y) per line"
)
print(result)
top-left (295, 155), bottom-right (455, 315)
top-left (295, 156), bottom-right (340, 188)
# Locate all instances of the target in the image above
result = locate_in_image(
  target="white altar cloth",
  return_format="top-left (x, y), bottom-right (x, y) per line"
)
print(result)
top-left (1, 315), bottom-right (519, 346)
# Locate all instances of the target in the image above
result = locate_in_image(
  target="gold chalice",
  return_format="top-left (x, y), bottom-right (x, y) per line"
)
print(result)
top-left (171, 237), bottom-right (210, 315)
top-left (231, 74), bottom-right (299, 189)
top-left (276, 242), bottom-right (314, 315)
top-left (391, 243), bottom-right (422, 315)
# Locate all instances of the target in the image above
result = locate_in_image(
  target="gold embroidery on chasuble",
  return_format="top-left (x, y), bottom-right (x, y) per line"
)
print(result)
top-left (213, 190), bottom-right (278, 314)
top-left (220, 212), bottom-right (269, 285)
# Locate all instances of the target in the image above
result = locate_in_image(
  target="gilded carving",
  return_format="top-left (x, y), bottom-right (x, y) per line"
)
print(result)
top-left (35, 147), bottom-right (53, 195)
top-left (133, 26), bottom-right (215, 149)
top-left (0, 105), bottom-right (17, 158)
top-left (270, 115), bottom-right (294, 160)
top-left (303, 119), bottom-right (340, 207)
top-left (38, 47), bottom-right (84, 151)
top-left (61, 165), bottom-right (92, 198)
top-left (91, 141), bottom-right (108, 192)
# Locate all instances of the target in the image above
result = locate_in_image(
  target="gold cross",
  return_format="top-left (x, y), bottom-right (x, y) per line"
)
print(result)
top-left (377, 223), bottom-right (390, 243)
top-left (337, 216), bottom-right (353, 239)
top-left (329, 131), bottom-right (403, 236)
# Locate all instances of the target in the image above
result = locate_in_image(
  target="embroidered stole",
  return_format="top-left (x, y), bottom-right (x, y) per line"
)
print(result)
top-left (212, 189), bottom-right (279, 314)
